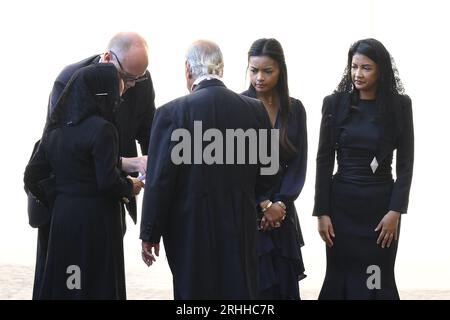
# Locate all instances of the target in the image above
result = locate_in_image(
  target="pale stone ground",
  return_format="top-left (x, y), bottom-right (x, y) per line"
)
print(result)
top-left (1, 264), bottom-right (449, 300)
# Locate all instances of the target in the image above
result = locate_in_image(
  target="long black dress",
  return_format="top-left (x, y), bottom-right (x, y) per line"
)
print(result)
top-left (24, 64), bottom-right (132, 299)
top-left (242, 89), bottom-right (308, 299)
top-left (314, 94), bottom-right (414, 300)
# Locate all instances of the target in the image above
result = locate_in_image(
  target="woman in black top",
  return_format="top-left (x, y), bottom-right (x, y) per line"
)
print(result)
top-left (242, 38), bottom-right (308, 299)
top-left (314, 38), bottom-right (414, 299)
top-left (24, 64), bottom-right (143, 299)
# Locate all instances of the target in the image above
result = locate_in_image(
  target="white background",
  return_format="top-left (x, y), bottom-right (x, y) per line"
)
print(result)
top-left (0, 0), bottom-right (449, 294)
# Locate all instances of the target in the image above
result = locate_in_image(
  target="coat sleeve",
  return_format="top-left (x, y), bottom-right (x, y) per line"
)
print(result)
top-left (140, 107), bottom-right (179, 243)
top-left (272, 100), bottom-right (308, 204)
top-left (135, 71), bottom-right (156, 155)
top-left (24, 140), bottom-right (53, 207)
top-left (313, 95), bottom-right (336, 216)
top-left (389, 96), bottom-right (414, 213)
top-left (91, 122), bottom-right (133, 199)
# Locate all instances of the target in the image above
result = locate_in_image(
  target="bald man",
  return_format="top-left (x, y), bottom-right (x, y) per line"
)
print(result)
top-left (48, 32), bottom-right (154, 176)
top-left (28, 32), bottom-right (155, 299)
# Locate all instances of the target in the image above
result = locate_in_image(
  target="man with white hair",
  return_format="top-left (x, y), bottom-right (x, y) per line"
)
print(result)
top-left (140, 40), bottom-right (276, 299)
top-left (27, 32), bottom-right (155, 299)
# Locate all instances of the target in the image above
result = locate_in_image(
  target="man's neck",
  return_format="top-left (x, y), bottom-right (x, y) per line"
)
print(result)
top-left (191, 74), bottom-right (222, 92)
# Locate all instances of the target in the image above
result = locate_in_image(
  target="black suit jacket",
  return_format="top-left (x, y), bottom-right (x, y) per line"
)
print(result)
top-left (313, 92), bottom-right (414, 216)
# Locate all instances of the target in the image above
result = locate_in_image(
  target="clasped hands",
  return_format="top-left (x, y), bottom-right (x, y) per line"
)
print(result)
top-left (259, 200), bottom-right (286, 231)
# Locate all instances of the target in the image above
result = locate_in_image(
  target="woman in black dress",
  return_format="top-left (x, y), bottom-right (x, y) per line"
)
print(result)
top-left (242, 38), bottom-right (308, 299)
top-left (314, 38), bottom-right (414, 299)
top-left (24, 64), bottom-right (144, 299)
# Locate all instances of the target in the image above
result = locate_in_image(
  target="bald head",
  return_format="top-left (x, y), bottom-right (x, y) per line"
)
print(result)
top-left (104, 32), bottom-right (149, 90)
top-left (185, 40), bottom-right (224, 79)
top-left (107, 32), bottom-right (148, 53)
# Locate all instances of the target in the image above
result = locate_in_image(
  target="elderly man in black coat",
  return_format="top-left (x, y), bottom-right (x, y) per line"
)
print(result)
top-left (140, 40), bottom-right (279, 299)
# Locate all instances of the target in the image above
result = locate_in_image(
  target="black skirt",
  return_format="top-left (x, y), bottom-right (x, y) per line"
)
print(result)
top-left (38, 194), bottom-right (126, 300)
top-left (319, 174), bottom-right (400, 300)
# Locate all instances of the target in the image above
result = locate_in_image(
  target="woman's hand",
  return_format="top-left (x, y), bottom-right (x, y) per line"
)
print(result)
top-left (128, 177), bottom-right (145, 195)
top-left (375, 210), bottom-right (400, 248)
top-left (318, 215), bottom-right (335, 247)
top-left (260, 202), bottom-right (286, 231)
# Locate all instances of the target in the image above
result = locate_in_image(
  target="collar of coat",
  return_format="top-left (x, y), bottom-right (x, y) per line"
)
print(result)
top-left (192, 77), bottom-right (225, 92)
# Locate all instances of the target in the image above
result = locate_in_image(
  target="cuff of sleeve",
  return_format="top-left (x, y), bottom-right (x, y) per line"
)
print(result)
top-left (124, 177), bottom-right (134, 200)
top-left (313, 205), bottom-right (330, 217)
top-left (272, 194), bottom-right (283, 203)
top-left (389, 199), bottom-right (409, 214)
top-left (389, 206), bottom-right (408, 214)
top-left (140, 225), bottom-right (162, 243)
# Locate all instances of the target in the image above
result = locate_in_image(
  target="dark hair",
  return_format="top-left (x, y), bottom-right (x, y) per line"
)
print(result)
top-left (248, 38), bottom-right (296, 158)
top-left (336, 38), bottom-right (405, 115)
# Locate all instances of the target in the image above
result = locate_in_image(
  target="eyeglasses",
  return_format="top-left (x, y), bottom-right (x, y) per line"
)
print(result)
top-left (109, 50), bottom-right (148, 84)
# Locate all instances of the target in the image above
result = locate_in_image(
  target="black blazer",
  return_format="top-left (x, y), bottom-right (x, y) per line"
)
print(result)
top-left (313, 92), bottom-right (414, 216)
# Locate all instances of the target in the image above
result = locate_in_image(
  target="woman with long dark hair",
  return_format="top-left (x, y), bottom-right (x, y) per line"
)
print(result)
top-left (314, 38), bottom-right (414, 299)
top-left (242, 38), bottom-right (307, 299)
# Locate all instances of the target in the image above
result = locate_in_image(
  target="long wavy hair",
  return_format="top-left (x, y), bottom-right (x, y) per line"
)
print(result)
top-left (248, 38), bottom-right (296, 159)
top-left (336, 38), bottom-right (405, 118)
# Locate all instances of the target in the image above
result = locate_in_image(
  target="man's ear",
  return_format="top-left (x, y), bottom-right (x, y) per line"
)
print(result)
top-left (103, 52), bottom-right (112, 63)
top-left (185, 61), bottom-right (192, 79)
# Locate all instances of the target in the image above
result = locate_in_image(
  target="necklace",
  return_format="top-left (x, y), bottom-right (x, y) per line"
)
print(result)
top-left (257, 92), bottom-right (276, 109)
top-left (261, 95), bottom-right (274, 108)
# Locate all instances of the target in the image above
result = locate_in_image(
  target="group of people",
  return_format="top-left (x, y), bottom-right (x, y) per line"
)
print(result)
top-left (24, 32), bottom-right (414, 300)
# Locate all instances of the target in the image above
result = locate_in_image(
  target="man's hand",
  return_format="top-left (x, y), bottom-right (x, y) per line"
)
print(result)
top-left (121, 156), bottom-right (148, 174)
top-left (141, 241), bottom-right (159, 267)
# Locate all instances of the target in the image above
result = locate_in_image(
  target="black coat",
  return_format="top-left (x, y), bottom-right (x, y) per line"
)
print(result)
top-left (140, 79), bottom-right (276, 299)
top-left (313, 92), bottom-right (414, 216)
top-left (46, 55), bottom-right (156, 223)
top-left (48, 55), bottom-right (155, 159)
top-left (24, 64), bottom-right (131, 299)
top-left (27, 55), bottom-right (155, 229)
top-left (25, 55), bottom-right (154, 299)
